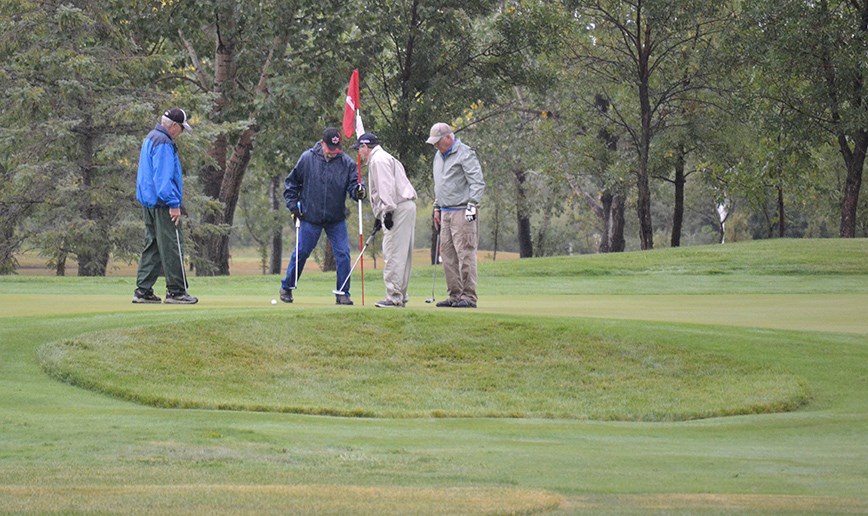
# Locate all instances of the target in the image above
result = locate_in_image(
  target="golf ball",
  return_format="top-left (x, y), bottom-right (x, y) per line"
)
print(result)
top-left (271, 299), bottom-right (277, 305)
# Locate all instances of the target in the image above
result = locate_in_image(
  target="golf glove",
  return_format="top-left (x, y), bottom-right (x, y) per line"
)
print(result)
top-left (354, 184), bottom-right (367, 200)
top-left (465, 203), bottom-right (478, 222)
top-left (373, 218), bottom-right (382, 232)
top-left (383, 212), bottom-right (394, 230)
top-left (290, 206), bottom-right (302, 222)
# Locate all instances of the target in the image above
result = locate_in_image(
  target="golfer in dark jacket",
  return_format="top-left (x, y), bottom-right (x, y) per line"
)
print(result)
top-left (279, 128), bottom-right (366, 305)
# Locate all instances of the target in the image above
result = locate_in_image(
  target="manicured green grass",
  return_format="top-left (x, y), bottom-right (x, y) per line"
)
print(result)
top-left (1, 238), bottom-right (867, 514)
top-left (38, 312), bottom-right (810, 421)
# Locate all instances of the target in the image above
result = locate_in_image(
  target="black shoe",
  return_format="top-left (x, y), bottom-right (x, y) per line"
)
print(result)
top-left (132, 288), bottom-right (161, 304)
top-left (453, 299), bottom-right (477, 308)
top-left (335, 294), bottom-right (354, 305)
top-left (435, 299), bottom-right (454, 308)
top-left (164, 291), bottom-right (198, 305)
top-left (279, 288), bottom-right (293, 303)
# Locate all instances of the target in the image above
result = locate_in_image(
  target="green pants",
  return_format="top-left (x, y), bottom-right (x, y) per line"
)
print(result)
top-left (135, 207), bottom-right (186, 294)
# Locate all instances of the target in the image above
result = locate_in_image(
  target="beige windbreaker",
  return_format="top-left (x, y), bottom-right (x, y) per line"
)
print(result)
top-left (367, 145), bottom-right (417, 219)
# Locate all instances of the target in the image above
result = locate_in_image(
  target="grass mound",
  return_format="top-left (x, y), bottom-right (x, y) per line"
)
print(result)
top-left (38, 311), bottom-right (809, 421)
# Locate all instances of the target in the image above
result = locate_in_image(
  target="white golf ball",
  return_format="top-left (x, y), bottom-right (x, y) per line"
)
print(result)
top-left (271, 299), bottom-right (277, 305)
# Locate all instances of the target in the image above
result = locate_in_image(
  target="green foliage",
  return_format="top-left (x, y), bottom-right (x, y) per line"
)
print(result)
top-left (1, 0), bottom-right (866, 277)
top-left (0, 0), bottom-right (178, 275)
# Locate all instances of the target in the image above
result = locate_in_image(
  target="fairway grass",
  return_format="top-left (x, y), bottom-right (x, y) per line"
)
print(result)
top-left (2, 239), bottom-right (867, 514)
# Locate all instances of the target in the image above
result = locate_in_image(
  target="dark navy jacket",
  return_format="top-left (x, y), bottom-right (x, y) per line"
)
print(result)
top-left (136, 124), bottom-right (183, 209)
top-left (284, 141), bottom-right (364, 225)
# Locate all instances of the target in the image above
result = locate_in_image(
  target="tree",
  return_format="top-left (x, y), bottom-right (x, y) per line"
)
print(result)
top-left (741, 0), bottom-right (867, 238)
top-left (0, 0), bottom-right (169, 275)
top-left (163, 1), bottom-right (356, 275)
top-left (564, 0), bottom-right (736, 249)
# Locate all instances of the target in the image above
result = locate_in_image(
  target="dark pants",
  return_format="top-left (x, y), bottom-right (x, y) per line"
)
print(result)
top-left (136, 207), bottom-right (186, 294)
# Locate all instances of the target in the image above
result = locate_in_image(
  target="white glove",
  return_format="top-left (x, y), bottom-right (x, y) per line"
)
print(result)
top-left (465, 203), bottom-right (478, 222)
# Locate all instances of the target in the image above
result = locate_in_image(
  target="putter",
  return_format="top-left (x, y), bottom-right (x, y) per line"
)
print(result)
top-left (175, 225), bottom-right (188, 291)
top-left (290, 216), bottom-right (300, 290)
top-left (333, 225), bottom-right (381, 296)
top-left (425, 233), bottom-right (441, 303)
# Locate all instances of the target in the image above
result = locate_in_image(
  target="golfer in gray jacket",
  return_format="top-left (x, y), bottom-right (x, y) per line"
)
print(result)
top-left (426, 123), bottom-right (485, 308)
top-left (353, 133), bottom-right (417, 308)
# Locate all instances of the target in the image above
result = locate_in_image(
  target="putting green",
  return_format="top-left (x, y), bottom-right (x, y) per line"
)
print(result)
top-left (38, 311), bottom-right (810, 421)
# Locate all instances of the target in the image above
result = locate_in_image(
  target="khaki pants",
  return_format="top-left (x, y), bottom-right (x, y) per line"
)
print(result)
top-left (381, 200), bottom-right (416, 304)
top-left (439, 209), bottom-right (478, 304)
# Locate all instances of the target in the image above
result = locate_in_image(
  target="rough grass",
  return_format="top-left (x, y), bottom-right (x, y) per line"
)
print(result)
top-left (0, 485), bottom-right (563, 515)
top-left (38, 311), bottom-right (810, 421)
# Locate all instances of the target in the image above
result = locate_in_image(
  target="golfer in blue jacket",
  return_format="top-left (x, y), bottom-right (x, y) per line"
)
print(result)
top-left (132, 108), bottom-right (198, 305)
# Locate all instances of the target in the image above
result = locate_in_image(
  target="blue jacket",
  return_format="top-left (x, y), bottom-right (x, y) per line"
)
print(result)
top-left (136, 124), bottom-right (183, 209)
top-left (284, 142), bottom-right (364, 225)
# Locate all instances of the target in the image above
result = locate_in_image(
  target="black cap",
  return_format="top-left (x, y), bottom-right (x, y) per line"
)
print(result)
top-left (351, 132), bottom-right (380, 149)
top-left (164, 108), bottom-right (192, 132)
top-left (322, 127), bottom-right (342, 151)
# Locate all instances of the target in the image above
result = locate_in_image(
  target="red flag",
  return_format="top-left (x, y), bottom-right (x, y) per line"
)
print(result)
top-left (343, 69), bottom-right (360, 139)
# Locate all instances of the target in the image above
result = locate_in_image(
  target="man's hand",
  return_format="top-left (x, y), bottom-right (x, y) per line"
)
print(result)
top-left (433, 208), bottom-right (441, 231)
top-left (465, 203), bottom-right (478, 222)
top-left (373, 218), bottom-right (382, 232)
top-left (354, 184), bottom-right (367, 200)
top-left (169, 207), bottom-right (181, 226)
top-left (384, 212), bottom-right (394, 230)
top-left (290, 206), bottom-right (302, 222)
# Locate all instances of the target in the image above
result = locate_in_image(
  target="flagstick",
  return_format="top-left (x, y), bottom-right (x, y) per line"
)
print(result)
top-left (344, 69), bottom-right (365, 305)
top-left (357, 125), bottom-right (365, 306)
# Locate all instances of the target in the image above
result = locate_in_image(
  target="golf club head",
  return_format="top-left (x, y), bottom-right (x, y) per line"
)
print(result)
top-left (332, 289), bottom-right (346, 296)
top-left (425, 298), bottom-right (434, 303)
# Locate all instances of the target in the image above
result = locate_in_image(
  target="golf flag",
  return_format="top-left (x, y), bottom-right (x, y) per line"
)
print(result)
top-left (343, 69), bottom-right (364, 139)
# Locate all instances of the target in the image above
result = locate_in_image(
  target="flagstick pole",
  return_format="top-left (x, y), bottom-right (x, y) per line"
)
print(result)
top-left (356, 110), bottom-right (365, 306)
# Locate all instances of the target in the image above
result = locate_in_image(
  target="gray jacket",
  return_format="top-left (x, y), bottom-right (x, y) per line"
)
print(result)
top-left (432, 138), bottom-right (485, 208)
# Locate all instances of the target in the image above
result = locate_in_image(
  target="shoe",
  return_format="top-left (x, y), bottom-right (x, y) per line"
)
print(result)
top-left (132, 288), bottom-right (161, 304)
top-left (279, 288), bottom-right (293, 303)
top-left (435, 299), bottom-right (454, 308)
top-left (453, 299), bottom-right (477, 308)
top-left (335, 294), bottom-right (354, 305)
top-left (164, 291), bottom-right (199, 304)
top-left (374, 299), bottom-right (404, 308)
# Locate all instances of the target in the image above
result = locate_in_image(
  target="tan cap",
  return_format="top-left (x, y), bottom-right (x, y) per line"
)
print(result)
top-left (426, 122), bottom-right (453, 144)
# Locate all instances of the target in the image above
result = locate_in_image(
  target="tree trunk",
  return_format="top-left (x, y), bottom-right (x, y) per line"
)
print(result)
top-left (608, 193), bottom-right (626, 253)
top-left (536, 201), bottom-right (553, 256)
top-left (636, 9), bottom-right (654, 250)
top-left (77, 123), bottom-right (109, 276)
top-left (599, 191), bottom-right (611, 253)
top-left (490, 202), bottom-right (499, 261)
top-left (192, 25), bottom-right (283, 275)
top-left (671, 145), bottom-right (686, 247)
top-left (777, 184), bottom-right (786, 238)
top-left (514, 168), bottom-right (533, 258)
top-left (270, 175), bottom-right (283, 274)
top-left (322, 240), bottom-right (336, 272)
top-left (838, 131), bottom-right (867, 237)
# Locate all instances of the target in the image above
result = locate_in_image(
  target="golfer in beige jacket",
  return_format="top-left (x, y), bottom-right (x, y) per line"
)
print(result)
top-left (353, 133), bottom-right (418, 308)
